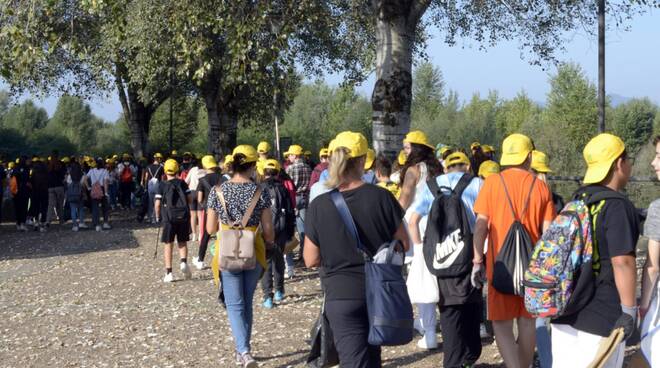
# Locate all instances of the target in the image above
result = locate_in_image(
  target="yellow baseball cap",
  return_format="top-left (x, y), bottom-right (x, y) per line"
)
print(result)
top-left (164, 159), bottom-right (179, 174)
top-left (445, 152), bottom-right (470, 167)
top-left (364, 149), bottom-right (376, 170)
top-left (471, 142), bottom-right (481, 150)
top-left (286, 145), bottom-right (304, 156)
top-left (232, 145), bottom-right (258, 163)
top-left (329, 131), bottom-right (368, 158)
top-left (154, 152), bottom-right (163, 159)
top-left (582, 133), bottom-right (626, 184)
top-left (397, 150), bottom-right (407, 166)
top-left (500, 133), bottom-right (534, 166)
top-left (224, 154), bottom-right (233, 165)
top-left (478, 160), bottom-right (501, 178)
top-left (122, 153), bottom-right (130, 160)
top-left (61, 157), bottom-right (71, 164)
top-left (531, 150), bottom-right (553, 173)
top-left (171, 150), bottom-right (178, 156)
top-left (183, 151), bottom-right (192, 157)
top-left (8, 162), bottom-right (15, 169)
top-left (319, 148), bottom-right (329, 158)
top-left (482, 145), bottom-right (495, 154)
top-left (257, 141), bottom-right (270, 154)
top-left (201, 155), bottom-right (218, 169)
top-left (304, 150), bottom-right (311, 156)
top-left (403, 130), bottom-right (434, 149)
top-left (264, 159), bottom-right (281, 171)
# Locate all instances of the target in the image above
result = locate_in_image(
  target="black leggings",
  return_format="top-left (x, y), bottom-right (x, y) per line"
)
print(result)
top-left (13, 193), bottom-right (29, 225)
top-left (198, 210), bottom-right (210, 261)
top-left (325, 299), bottom-right (381, 368)
top-left (439, 302), bottom-right (483, 368)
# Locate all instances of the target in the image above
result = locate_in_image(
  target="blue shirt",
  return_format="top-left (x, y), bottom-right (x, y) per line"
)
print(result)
top-left (413, 172), bottom-right (483, 230)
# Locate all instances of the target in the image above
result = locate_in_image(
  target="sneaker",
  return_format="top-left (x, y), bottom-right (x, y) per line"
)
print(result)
top-left (180, 262), bottom-right (192, 280)
top-left (274, 290), bottom-right (284, 302)
top-left (78, 223), bottom-right (89, 229)
top-left (39, 226), bottom-right (47, 233)
top-left (26, 218), bottom-right (34, 226)
top-left (72, 225), bottom-right (79, 232)
top-left (240, 352), bottom-right (258, 368)
top-left (235, 352), bottom-right (243, 366)
top-left (163, 273), bottom-right (174, 283)
top-left (95, 225), bottom-right (102, 232)
top-left (262, 297), bottom-right (274, 309)
top-left (285, 269), bottom-right (295, 279)
top-left (193, 257), bottom-right (204, 270)
top-left (480, 324), bottom-right (492, 339)
top-left (416, 335), bottom-right (438, 350)
top-left (102, 223), bottom-right (112, 230)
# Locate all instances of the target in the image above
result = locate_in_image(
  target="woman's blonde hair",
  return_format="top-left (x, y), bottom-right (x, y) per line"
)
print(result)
top-left (325, 147), bottom-right (364, 189)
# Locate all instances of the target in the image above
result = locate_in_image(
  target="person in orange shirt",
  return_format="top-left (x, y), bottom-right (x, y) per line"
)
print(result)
top-left (472, 134), bottom-right (555, 368)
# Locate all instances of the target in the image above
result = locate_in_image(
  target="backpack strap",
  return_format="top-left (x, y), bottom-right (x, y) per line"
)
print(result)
top-left (498, 173), bottom-right (537, 221)
top-left (215, 186), bottom-right (234, 226)
top-left (426, 177), bottom-right (441, 199)
top-left (453, 173), bottom-right (474, 197)
top-left (239, 186), bottom-right (263, 228)
top-left (330, 189), bottom-right (370, 257)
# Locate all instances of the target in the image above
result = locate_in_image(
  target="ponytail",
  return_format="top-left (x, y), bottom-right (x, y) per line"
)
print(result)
top-left (325, 147), bottom-right (364, 189)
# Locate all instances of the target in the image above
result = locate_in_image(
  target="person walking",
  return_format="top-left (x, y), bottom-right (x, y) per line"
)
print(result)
top-left (117, 154), bottom-right (136, 210)
top-left (86, 158), bottom-right (112, 232)
top-left (11, 157), bottom-right (31, 231)
top-left (206, 145), bottom-right (274, 368)
top-left (185, 158), bottom-right (205, 242)
top-left (46, 153), bottom-right (66, 225)
top-left (309, 148), bottom-right (329, 188)
top-left (30, 158), bottom-right (50, 232)
top-left (472, 133), bottom-right (556, 368)
top-left (284, 144), bottom-right (311, 266)
top-left (193, 155), bottom-right (226, 270)
top-left (399, 130), bottom-right (443, 349)
top-left (551, 134), bottom-right (639, 368)
top-left (143, 153), bottom-right (164, 223)
top-left (303, 131), bottom-right (410, 368)
top-left (154, 159), bottom-right (193, 283)
top-left (66, 158), bottom-right (86, 231)
top-left (408, 151), bottom-right (484, 367)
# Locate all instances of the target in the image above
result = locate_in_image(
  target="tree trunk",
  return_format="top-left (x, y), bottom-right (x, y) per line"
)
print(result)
top-left (371, 1), bottom-right (426, 158)
top-left (126, 97), bottom-right (151, 158)
top-left (218, 103), bottom-right (238, 155)
top-left (205, 93), bottom-right (222, 157)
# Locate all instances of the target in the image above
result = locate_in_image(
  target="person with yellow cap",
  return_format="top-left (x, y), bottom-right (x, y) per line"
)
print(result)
top-left (142, 154), bottom-right (165, 223)
top-left (117, 153), bottom-right (137, 210)
top-left (184, 154), bottom-right (206, 242)
top-left (10, 156), bottom-right (31, 231)
top-left (154, 159), bottom-right (193, 283)
top-left (303, 131), bottom-right (410, 367)
top-left (362, 148), bottom-right (377, 184)
top-left (205, 144), bottom-right (275, 366)
top-left (551, 133), bottom-right (639, 368)
top-left (372, 154), bottom-right (400, 199)
top-left (193, 155), bottom-right (226, 270)
top-left (482, 145), bottom-right (496, 161)
top-left (408, 150), bottom-right (484, 363)
top-left (531, 150), bottom-right (565, 214)
top-left (65, 156), bottom-right (87, 231)
top-left (309, 147), bottom-right (330, 188)
top-left (472, 133), bottom-right (555, 368)
top-left (85, 157), bottom-right (113, 232)
top-left (259, 158), bottom-right (296, 309)
top-left (478, 160), bottom-right (500, 179)
top-left (284, 143), bottom-right (312, 264)
top-left (257, 141), bottom-right (271, 159)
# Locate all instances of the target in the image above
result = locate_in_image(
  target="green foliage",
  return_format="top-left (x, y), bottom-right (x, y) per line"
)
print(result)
top-left (93, 120), bottom-right (131, 157)
top-left (46, 95), bottom-right (101, 152)
top-left (495, 91), bottom-right (541, 135)
top-left (1, 100), bottom-right (49, 136)
top-left (148, 97), bottom-right (201, 154)
top-left (611, 98), bottom-right (656, 154)
top-left (412, 62), bottom-right (444, 116)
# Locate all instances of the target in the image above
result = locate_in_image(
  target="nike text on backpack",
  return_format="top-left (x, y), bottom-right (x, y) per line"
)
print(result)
top-left (120, 166), bottom-right (132, 183)
top-left (423, 174), bottom-right (475, 277)
top-left (216, 187), bottom-right (261, 272)
top-left (523, 191), bottom-right (627, 318)
top-left (330, 190), bottom-right (414, 346)
top-left (491, 175), bottom-right (537, 296)
top-left (163, 181), bottom-right (190, 224)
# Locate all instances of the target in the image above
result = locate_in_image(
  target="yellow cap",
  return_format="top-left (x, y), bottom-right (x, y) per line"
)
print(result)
top-left (286, 145), bottom-right (304, 156)
top-left (403, 130), bottom-right (434, 149)
top-left (257, 141), bottom-right (270, 154)
top-left (122, 153), bottom-right (130, 160)
top-left (445, 152), bottom-right (470, 167)
top-left (582, 133), bottom-right (626, 184)
top-left (61, 157), bottom-right (71, 164)
top-left (264, 159), bottom-right (281, 171)
top-left (105, 158), bottom-right (112, 164)
top-left (397, 150), bottom-right (407, 166)
top-left (482, 145), bottom-right (495, 154)
top-left (531, 150), bottom-right (553, 173)
top-left (471, 142), bottom-right (481, 150)
top-left (171, 150), bottom-right (178, 156)
top-left (224, 154), bottom-right (234, 165)
top-left (154, 152), bottom-right (163, 159)
top-left (201, 155), bottom-right (218, 169)
top-left (8, 162), bottom-right (15, 169)
top-left (500, 133), bottom-right (534, 166)
top-left (183, 151), bottom-right (192, 157)
top-left (319, 148), bottom-right (329, 158)
top-left (164, 159), bottom-right (179, 175)
top-left (329, 131), bottom-right (368, 158)
top-left (232, 145), bottom-right (258, 163)
top-left (478, 160), bottom-right (501, 178)
top-left (112, 154), bottom-right (118, 159)
top-left (364, 149), bottom-right (376, 170)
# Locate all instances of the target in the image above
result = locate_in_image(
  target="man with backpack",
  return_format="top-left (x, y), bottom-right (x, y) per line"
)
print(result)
top-left (155, 159), bottom-right (193, 282)
top-left (472, 134), bottom-right (555, 368)
top-left (550, 134), bottom-right (639, 368)
top-left (142, 153), bottom-right (164, 223)
top-left (261, 159), bottom-right (296, 309)
top-left (117, 154), bottom-right (136, 210)
top-left (408, 151), bottom-right (484, 367)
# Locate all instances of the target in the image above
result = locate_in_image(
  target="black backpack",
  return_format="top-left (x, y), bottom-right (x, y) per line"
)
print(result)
top-left (265, 178), bottom-right (295, 239)
top-left (423, 174), bottom-right (475, 277)
top-left (492, 174), bottom-right (537, 296)
top-left (163, 180), bottom-right (190, 224)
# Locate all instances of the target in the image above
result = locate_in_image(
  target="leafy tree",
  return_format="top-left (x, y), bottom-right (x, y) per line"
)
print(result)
top-left (412, 62), bottom-right (444, 116)
top-left (0, 127), bottom-right (30, 158)
top-left (495, 91), bottom-right (541, 136)
top-left (0, 100), bottom-right (48, 136)
top-left (610, 98), bottom-right (655, 155)
top-left (449, 91), bottom-right (501, 150)
top-left (46, 95), bottom-right (101, 152)
top-left (29, 130), bottom-right (77, 156)
top-left (148, 97), bottom-right (201, 154)
top-left (0, 90), bottom-right (9, 117)
top-left (92, 120), bottom-right (131, 157)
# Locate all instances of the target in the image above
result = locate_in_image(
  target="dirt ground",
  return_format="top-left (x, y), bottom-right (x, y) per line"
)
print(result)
top-left (0, 212), bottom-right (645, 367)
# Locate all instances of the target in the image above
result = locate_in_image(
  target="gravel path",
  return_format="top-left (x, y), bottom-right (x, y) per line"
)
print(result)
top-left (3, 214), bottom-right (642, 367)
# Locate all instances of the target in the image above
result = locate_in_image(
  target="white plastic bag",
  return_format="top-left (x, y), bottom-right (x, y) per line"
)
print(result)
top-left (406, 243), bottom-right (439, 304)
top-left (641, 280), bottom-right (660, 367)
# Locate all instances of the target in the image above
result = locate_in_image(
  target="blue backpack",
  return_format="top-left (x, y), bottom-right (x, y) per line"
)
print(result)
top-left (330, 190), bottom-right (413, 346)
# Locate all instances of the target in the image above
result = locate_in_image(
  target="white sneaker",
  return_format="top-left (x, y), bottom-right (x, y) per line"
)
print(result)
top-left (102, 223), bottom-right (111, 230)
top-left (95, 225), bottom-right (102, 232)
top-left (163, 273), bottom-right (174, 283)
top-left (72, 226), bottom-right (79, 232)
top-left (193, 257), bottom-right (204, 270)
top-left (180, 262), bottom-right (192, 280)
top-left (78, 223), bottom-right (89, 229)
top-left (26, 218), bottom-right (34, 226)
top-left (416, 335), bottom-right (438, 350)
top-left (39, 226), bottom-right (47, 233)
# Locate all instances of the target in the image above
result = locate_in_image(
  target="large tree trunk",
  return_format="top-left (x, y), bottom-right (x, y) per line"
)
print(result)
top-left (218, 104), bottom-right (238, 154)
top-left (204, 93), bottom-right (222, 157)
top-left (371, 0), bottom-right (429, 157)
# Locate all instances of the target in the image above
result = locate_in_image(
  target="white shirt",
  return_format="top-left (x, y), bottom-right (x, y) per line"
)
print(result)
top-left (87, 168), bottom-right (109, 186)
top-left (185, 167), bottom-right (206, 191)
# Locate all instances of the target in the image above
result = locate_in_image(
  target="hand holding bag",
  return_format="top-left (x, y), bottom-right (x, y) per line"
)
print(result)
top-left (216, 186), bottom-right (262, 272)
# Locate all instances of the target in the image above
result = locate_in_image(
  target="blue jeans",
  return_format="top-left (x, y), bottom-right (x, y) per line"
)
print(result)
top-left (536, 318), bottom-right (552, 368)
top-left (295, 207), bottom-right (306, 256)
top-left (69, 202), bottom-right (85, 224)
top-left (221, 264), bottom-right (263, 354)
top-left (108, 183), bottom-right (118, 208)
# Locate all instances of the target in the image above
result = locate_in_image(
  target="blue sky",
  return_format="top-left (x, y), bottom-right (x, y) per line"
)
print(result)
top-left (3, 10), bottom-right (659, 122)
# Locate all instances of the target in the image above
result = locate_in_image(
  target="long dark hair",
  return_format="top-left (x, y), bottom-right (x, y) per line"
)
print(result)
top-left (230, 153), bottom-right (256, 174)
top-left (401, 143), bottom-right (442, 185)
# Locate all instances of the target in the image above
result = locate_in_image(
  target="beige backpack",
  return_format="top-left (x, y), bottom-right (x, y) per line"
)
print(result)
top-left (216, 186), bottom-right (262, 272)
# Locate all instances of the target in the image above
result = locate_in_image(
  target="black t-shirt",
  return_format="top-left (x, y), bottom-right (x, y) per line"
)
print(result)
top-left (155, 179), bottom-right (190, 222)
top-left (145, 164), bottom-right (163, 181)
top-left (305, 184), bottom-right (404, 300)
top-left (198, 172), bottom-right (225, 209)
top-left (552, 185), bottom-right (640, 336)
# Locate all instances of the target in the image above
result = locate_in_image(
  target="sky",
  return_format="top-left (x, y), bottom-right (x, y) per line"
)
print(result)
top-left (3, 10), bottom-right (659, 122)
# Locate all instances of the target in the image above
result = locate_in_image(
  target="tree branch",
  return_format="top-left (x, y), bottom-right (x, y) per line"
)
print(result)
top-left (114, 62), bottom-right (130, 123)
top-left (409, 0), bottom-right (432, 24)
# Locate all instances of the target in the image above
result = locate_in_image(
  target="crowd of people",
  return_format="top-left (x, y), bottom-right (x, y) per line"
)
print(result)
top-left (1, 129), bottom-right (659, 368)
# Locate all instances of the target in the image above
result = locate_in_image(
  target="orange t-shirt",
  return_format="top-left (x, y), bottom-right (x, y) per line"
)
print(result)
top-left (474, 168), bottom-right (556, 320)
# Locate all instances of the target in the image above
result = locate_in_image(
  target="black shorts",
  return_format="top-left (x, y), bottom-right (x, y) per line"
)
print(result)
top-left (190, 190), bottom-right (200, 211)
top-left (161, 221), bottom-right (191, 243)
